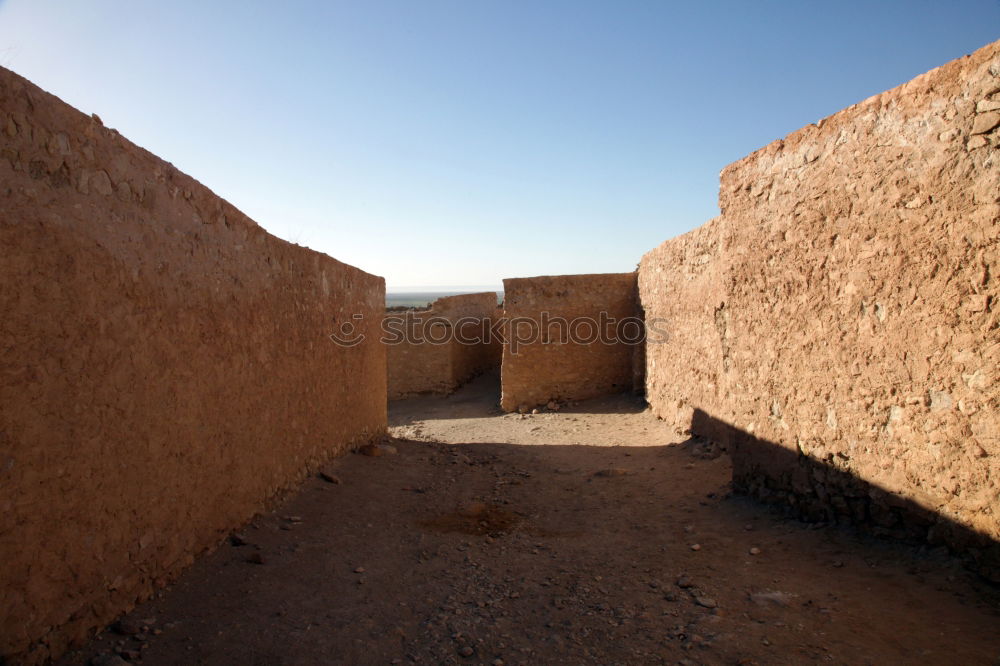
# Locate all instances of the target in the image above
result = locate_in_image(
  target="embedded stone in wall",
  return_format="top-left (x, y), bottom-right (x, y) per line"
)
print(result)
top-left (500, 273), bottom-right (641, 412)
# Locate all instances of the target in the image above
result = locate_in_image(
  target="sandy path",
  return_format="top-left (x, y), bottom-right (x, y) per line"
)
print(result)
top-left (59, 374), bottom-right (1000, 665)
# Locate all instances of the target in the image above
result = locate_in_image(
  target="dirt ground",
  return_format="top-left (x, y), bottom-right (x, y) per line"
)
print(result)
top-left (59, 374), bottom-right (1000, 665)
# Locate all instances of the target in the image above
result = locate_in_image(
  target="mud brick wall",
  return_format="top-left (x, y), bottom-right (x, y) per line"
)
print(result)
top-left (385, 292), bottom-right (500, 400)
top-left (722, 41), bottom-right (999, 573)
top-left (500, 273), bottom-right (640, 412)
top-left (0, 67), bottom-right (387, 663)
top-left (445, 294), bottom-right (502, 389)
top-left (637, 218), bottom-right (732, 444)
top-left (639, 40), bottom-right (999, 578)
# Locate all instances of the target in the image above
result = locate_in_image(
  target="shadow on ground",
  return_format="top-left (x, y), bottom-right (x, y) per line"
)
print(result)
top-left (691, 408), bottom-right (1000, 583)
top-left (58, 390), bottom-right (1000, 666)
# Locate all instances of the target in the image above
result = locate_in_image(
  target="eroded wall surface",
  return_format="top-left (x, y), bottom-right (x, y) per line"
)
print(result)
top-left (385, 292), bottom-right (500, 400)
top-left (722, 41), bottom-right (999, 571)
top-left (0, 67), bottom-right (387, 662)
top-left (501, 273), bottom-right (640, 411)
top-left (637, 218), bottom-right (732, 444)
top-left (640, 40), bottom-right (999, 577)
top-left (445, 294), bottom-right (503, 388)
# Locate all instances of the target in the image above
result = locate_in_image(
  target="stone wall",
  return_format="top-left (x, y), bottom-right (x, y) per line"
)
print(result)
top-left (385, 293), bottom-right (500, 400)
top-left (500, 273), bottom-right (640, 412)
top-left (637, 218), bottom-right (732, 444)
top-left (0, 67), bottom-right (387, 663)
top-left (639, 39), bottom-right (999, 577)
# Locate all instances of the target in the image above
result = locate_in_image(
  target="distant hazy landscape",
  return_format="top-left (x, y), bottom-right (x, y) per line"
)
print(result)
top-left (386, 288), bottom-right (503, 309)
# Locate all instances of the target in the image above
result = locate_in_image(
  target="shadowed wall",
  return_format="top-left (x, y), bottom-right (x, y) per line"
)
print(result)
top-left (385, 292), bottom-right (500, 400)
top-left (0, 67), bottom-right (387, 663)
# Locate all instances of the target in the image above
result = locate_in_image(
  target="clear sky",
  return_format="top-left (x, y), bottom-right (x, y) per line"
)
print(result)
top-left (1, 2), bottom-right (997, 289)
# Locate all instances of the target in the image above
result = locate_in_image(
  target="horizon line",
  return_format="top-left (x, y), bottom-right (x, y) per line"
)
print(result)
top-left (386, 285), bottom-right (504, 293)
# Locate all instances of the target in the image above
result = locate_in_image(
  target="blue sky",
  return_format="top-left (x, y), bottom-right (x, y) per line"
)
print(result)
top-left (1, 2), bottom-right (997, 289)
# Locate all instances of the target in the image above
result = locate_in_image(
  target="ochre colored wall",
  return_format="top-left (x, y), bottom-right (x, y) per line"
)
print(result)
top-left (0, 67), bottom-right (387, 663)
top-left (385, 292), bottom-right (500, 400)
top-left (639, 40), bottom-right (999, 578)
top-left (637, 217), bottom-right (731, 444)
top-left (500, 273), bottom-right (640, 411)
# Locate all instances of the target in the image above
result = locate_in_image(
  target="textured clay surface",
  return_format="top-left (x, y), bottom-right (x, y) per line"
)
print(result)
top-left (640, 40), bottom-right (999, 576)
top-left (500, 273), bottom-right (640, 412)
top-left (385, 292), bottom-right (500, 400)
top-left (0, 67), bottom-right (386, 663)
top-left (638, 218), bottom-right (730, 445)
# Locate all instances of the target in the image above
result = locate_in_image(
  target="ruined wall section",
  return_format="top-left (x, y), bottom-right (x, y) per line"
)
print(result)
top-left (500, 273), bottom-right (639, 411)
top-left (638, 41), bottom-right (999, 576)
top-left (385, 312), bottom-right (452, 398)
top-left (637, 218), bottom-right (731, 443)
top-left (0, 67), bottom-right (387, 663)
top-left (720, 41), bottom-right (998, 560)
top-left (385, 292), bottom-right (499, 400)
top-left (440, 293), bottom-right (503, 388)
